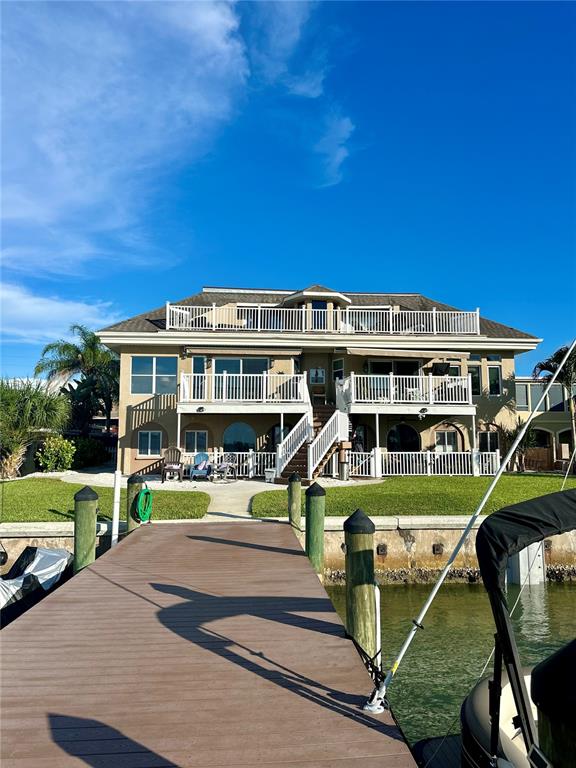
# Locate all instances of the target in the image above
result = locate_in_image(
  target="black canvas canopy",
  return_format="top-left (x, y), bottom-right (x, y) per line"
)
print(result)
top-left (476, 488), bottom-right (576, 594)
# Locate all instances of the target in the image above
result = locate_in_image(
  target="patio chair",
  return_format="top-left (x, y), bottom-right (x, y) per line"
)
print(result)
top-left (213, 452), bottom-right (238, 481)
top-left (161, 447), bottom-right (184, 483)
top-left (189, 452), bottom-right (212, 481)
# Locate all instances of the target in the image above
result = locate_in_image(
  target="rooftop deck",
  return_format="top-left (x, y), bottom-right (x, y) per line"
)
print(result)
top-left (1, 520), bottom-right (416, 768)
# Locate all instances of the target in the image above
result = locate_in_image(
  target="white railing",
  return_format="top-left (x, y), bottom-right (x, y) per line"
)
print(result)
top-left (276, 411), bottom-right (314, 476)
top-left (180, 373), bottom-right (307, 403)
top-left (182, 451), bottom-right (276, 477)
top-left (349, 374), bottom-right (472, 405)
top-left (167, 303), bottom-right (480, 336)
top-left (348, 451), bottom-right (372, 476)
top-left (307, 411), bottom-right (349, 478)
top-left (380, 451), bottom-right (499, 476)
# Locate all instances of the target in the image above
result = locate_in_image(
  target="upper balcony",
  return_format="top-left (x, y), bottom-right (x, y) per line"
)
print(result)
top-left (166, 304), bottom-right (481, 336)
top-left (337, 373), bottom-right (476, 415)
top-left (177, 372), bottom-right (309, 414)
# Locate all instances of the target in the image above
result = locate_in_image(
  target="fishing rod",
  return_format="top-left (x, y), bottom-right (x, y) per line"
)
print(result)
top-left (364, 338), bottom-right (576, 713)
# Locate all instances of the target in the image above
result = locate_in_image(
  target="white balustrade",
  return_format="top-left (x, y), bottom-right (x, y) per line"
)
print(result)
top-left (276, 412), bottom-right (313, 476)
top-left (180, 373), bottom-right (306, 403)
top-left (378, 451), bottom-right (498, 476)
top-left (349, 374), bottom-right (471, 405)
top-left (307, 411), bottom-right (348, 478)
top-left (183, 451), bottom-right (276, 477)
top-left (167, 304), bottom-right (480, 335)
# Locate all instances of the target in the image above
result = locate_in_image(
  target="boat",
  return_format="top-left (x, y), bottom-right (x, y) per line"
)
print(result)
top-left (0, 546), bottom-right (72, 627)
top-left (460, 488), bottom-right (576, 768)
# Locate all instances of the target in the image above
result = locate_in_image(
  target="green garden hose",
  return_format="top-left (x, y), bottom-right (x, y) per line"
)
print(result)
top-left (135, 487), bottom-right (153, 523)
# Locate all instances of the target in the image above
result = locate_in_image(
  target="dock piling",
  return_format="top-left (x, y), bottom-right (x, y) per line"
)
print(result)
top-left (288, 472), bottom-right (302, 529)
top-left (73, 485), bottom-right (98, 573)
top-left (305, 482), bottom-right (325, 574)
top-left (126, 475), bottom-right (144, 534)
top-left (344, 508), bottom-right (377, 659)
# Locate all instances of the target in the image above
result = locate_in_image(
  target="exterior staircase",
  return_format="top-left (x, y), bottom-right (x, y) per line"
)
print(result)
top-left (276, 405), bottom-right (339, 484)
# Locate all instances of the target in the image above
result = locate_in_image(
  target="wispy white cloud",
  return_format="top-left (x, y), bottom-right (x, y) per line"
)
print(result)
top-left (0, 283), bottom-right (122, 344)
top-left (2, 1), bottom-right (249, 274)
top-left (247, 2), bottom-right (313, 83)
top-left (314, 112), bottom-right (355, 187)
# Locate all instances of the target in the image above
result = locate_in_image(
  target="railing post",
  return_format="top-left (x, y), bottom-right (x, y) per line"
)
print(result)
top-left (468, 373), bottom-right (473, 404)
top-left (212, 302), bottom-right (217, 330)
top-left (111, 470), bottom-right (122, 547)
top-left (262, 371), bottom-right (268, 402)
top-left (305, 482), bottom-right (325, 574)
top-left (429, 372), bottom-right (434, 404)
top-left (389, 372), bottom-right (395, 403)
top-left (344, 509), bottom-right (376, 659)
top-left (126, 475), bottom-right (144, 534)
top-left (350, 371), bottom-right (356, 402)
top-left (248, 449), bottom-right (254, 479)
top-left (74, 486), bottom-right (98, 573)
top-left (472, 450), bottom-right (481, 476)
top-left (288, 472), bottom-right (302, 530)
top-left (165, 301), bottom-right (171, 330)
top-left (257, 304), bottom-right (262, 331)
top-left (432, 306), bottom-right (437, 334)
top-left (476, 308), bottom-right (480, 334)
top-left (426, 451), bottom-right (432, 476)
top-left (301, 305), bottom-right (306, 332)
top-left (222, 370), bottom-right (228, 402)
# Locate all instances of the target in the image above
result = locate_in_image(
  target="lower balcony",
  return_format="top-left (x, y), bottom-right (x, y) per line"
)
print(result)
top-left (337, 373), bottom-right (476, 415)
top-left (178, 373), bottom-right (310, 414)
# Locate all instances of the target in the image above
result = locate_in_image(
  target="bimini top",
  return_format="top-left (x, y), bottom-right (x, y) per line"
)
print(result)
top-left (476, 488), bottom-right (576, 594)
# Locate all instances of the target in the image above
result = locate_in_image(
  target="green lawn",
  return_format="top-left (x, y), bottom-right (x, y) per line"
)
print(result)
top-left (251, 474), bottom-right (576, 518)
top-left (0, 478), bottom-right (210, 523)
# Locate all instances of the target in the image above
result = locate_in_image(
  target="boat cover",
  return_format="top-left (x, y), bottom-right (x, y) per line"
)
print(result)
top-left (0, 547), bottom-right (72, 610)
top-left (476, 488), bottom-right (576, 594)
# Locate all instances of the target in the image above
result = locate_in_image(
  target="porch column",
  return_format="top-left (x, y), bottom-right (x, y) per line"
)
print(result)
top-left (280, 412), bottom-right (284, 436)
top-left (374, 413), bottom-right (380, 448)
top-left (471, 413), bottom-right (480, 476)
top-left (471, 414), bottom-right (477, 450)
top-left (177, 411), bottom-right (181, 450)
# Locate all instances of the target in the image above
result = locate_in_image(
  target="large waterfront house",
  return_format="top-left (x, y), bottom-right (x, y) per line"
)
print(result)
top-left (98, 284), bottom-right (568, 480)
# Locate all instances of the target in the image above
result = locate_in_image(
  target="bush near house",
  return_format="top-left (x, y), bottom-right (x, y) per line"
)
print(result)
top-left (0, 479), bottom-right (210, 523)
top-left (251, 475), bottom-right (576, 518)
top-left (35, 435), bottom-right (76, 472)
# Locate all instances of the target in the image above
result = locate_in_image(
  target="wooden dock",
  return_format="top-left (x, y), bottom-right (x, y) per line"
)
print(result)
top-left (1, 520), bottom-right (416, 768)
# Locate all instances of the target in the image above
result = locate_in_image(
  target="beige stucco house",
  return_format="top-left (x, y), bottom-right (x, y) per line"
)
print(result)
top-left (98, 284), bottom-right (565, 480)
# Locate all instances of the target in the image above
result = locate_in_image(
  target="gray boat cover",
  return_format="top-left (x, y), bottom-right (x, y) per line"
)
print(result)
top-left (0, 547), bottom-right (72, 609)
top-left (476, 488), bottom-right (576, 594)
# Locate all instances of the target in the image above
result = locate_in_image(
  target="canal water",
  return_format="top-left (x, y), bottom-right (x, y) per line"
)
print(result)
top-left (326, 582), bottom-right (575, 746)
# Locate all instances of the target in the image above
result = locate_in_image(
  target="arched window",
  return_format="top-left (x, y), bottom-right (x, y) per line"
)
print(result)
top-left (387, 424), bottom-right (420, 452)
top-left (223, 422), bottom-right (256, 452)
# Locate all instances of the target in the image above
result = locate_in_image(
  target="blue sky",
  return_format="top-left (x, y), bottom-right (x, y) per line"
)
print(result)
top-left (2, 1), bottom-right (574, 377)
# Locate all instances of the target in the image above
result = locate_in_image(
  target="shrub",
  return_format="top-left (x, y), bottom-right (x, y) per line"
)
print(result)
top-left (72, 437), bottom-right (110, 469)
top-left (36, 435), bottom-right (76, 472)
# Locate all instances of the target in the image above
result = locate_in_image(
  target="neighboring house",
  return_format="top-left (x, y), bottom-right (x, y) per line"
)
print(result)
top-left (98, 285), bottom-right (542, 480)
top-left (514, 376), bottom-right (575, 471)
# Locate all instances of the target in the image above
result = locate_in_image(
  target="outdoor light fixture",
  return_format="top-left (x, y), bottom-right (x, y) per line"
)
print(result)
top-left (196, 406), bottom-right (205, 413)
top-left (418, 407), bottom-right (428, 421)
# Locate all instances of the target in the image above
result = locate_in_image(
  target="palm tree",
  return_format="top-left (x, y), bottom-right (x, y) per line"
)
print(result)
top-left (498, 417), bottom-right (536, 472)
top-left (0, 380), bottom-right (70, 478)
top-left (34, 325), bottom-right (119, 433)
top-left (532, 344), bottom-right (576, 455)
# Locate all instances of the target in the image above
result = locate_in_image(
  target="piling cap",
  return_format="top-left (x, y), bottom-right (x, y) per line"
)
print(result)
top-left (305, 481), bottom-right (325, 497)
top-left (288, 472), bottom-right (301, 482)
top-left (127, 474), bottom-right (144, 485)
top-left (74, 485), bottom-right (99, 502)
top-left (344, 508), bottom-right (375, 534)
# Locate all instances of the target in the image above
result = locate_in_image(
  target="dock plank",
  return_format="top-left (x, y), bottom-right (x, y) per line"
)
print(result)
top-left (1, 521), bottom-right (415, 767)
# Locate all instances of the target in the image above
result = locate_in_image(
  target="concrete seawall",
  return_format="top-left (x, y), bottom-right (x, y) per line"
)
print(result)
top-left (2, 516), bottom-right (575, 582)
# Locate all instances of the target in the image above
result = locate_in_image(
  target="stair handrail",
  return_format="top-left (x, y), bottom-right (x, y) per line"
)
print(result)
top-left (275, 411), bottom-right (313, 477)
top-left (307, 410), bottom-right (348, 479)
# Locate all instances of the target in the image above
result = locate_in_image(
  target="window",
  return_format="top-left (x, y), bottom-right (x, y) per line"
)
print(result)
top-left (516, 382), bottom-right (529, 411)
top-left (309, 368), bottom-right (325, 385)
top-left (479, 431), bottom-right (499, 452)
top-left (435, 431), bottom-right (458, 452)
top-left (131, 357), bottom-right (177, 395)
top-left (469, 354), bottom-right (481, 362)
top-left (487, 354), bottom-right (502, 362)
top-left (138, 431), bottom-right (162, 456)
top-left (533, 429), bottom-right (551, 448)
top-left (214, 358), bottom-right (268, 374)
top-left (448, 364), bottom-right (461, 377)
top-left (332, 359), bottom-right (344, 381)
top-left (184, 430), bottom-right (207, 454)
top-left (529, 382), bottom-right (546, 412)
top-left (468, 365), bottom-right (481, 396)
top-left (548, 384), bottom-right (565, 412)
top-left (223, 422), bottom-right (256, 452)
top-left (488, 366), bottom-right (501, 396)
top-left (312, 300), bottom-right (327, 330)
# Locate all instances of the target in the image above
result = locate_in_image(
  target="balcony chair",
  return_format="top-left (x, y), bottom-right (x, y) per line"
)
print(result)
top-left (161, 447), bottom-right (184, 483)
top-left (188, 452), bottom-right (213, 481)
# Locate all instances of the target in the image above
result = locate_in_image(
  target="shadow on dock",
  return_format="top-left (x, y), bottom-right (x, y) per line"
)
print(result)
top-left (48, 713), bottom-right (179, 767)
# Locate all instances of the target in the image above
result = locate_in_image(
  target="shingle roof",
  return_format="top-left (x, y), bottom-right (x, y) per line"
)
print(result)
top-left (99, 287), bottom-right (538, 340)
